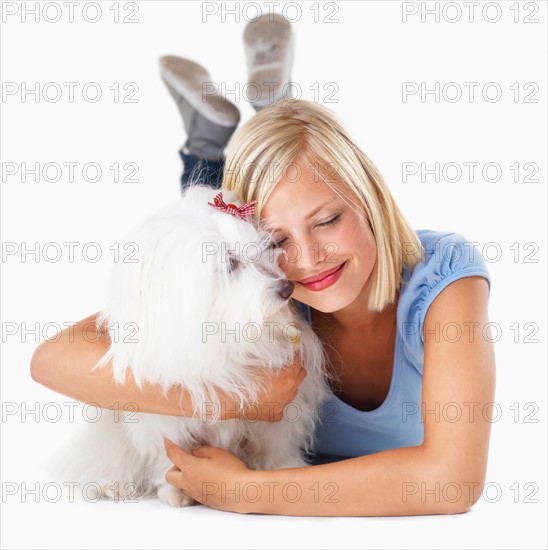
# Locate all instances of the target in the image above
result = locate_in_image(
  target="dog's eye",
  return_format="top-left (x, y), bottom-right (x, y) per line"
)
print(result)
top-left (227, 255), bottom-right (241, 274)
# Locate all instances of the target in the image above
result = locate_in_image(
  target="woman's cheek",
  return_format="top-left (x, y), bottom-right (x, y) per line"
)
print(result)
top-left (344, 217), bottom-right (375, 254)
top-left (331, 222), bottom-right (365, 255)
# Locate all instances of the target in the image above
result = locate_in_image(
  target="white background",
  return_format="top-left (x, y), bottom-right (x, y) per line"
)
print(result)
top-left (1, 0), bottom-right (547, 548)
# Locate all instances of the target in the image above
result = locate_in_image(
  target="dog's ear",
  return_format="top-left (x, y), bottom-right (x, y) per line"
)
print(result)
top-left (96, 200), bottom-right (219, 391)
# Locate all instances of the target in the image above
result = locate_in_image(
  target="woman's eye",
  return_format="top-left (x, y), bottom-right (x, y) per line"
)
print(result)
top-left (270, 238), bottom-right (287, 249)
top-left (269, 215), bottom-right (341, 249)
top-left (318, 214), bottom-right (341, 227)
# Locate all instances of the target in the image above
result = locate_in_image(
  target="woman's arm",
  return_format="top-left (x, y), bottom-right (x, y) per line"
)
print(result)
top-left (166, 440), bottom-right (470, 516)
top-left (250, 277), bottom-right (494, 516)
top-left (243, 445), bottom-right (471, 516)
top-left (30, 311), bottom-right (203, 417)
top-left (30, 311), bottom-right (307, 421)
top-left (164, 276), bottom-right (495, 516)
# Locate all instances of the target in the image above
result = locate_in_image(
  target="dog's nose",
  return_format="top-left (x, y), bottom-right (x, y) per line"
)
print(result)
top-left (278, 280), bottom-right (294, 300)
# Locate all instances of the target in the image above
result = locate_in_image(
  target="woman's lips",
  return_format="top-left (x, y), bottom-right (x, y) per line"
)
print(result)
top-left (299, 261), bottom-right (347, 291)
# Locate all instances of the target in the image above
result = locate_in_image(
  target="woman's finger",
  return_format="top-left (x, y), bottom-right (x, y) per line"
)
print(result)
top-left (164, 438), bottom-right (194, 468)
top-left (165, 466), bottom-right (185, 487)
top-left (289, 387), bottom-right (299, 403)
top-left (290, 366), bottom-right (307, 390)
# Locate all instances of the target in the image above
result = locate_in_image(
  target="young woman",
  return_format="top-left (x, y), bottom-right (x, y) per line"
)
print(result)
top-left (31, 30), bottom-right (495, 515)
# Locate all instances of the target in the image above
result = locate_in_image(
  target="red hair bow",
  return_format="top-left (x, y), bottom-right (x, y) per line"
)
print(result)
top-left (208, 192), bottom-right (258, 221)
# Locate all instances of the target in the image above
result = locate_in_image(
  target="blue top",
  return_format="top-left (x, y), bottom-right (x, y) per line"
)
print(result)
top-left (292, 229), bottom-right (492, 464)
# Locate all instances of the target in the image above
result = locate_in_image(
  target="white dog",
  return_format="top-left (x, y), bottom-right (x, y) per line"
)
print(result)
top-left (58, 183), bottom-right (331, 507)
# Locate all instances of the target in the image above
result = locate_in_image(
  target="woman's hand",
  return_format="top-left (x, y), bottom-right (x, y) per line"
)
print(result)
top-left (164, 438), bottom-right (253, 513)
top-left (220, 351), bottom-right (307, 422)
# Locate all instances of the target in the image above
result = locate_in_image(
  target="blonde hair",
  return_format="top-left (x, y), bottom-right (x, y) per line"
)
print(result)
top-left (222, 99), bottom-right (424, 312)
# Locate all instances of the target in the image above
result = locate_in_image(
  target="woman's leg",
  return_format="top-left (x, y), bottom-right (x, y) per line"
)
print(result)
top-left (178, 148), bottom-right (224, 191)
top-left (159, 56), bottom-right (240, 192)
top-left (161, 15), bottom-right (295, 191)
top-left (244, 12), bottom-right (295, 111)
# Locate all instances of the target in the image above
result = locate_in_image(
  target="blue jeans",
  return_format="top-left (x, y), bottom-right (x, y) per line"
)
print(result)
top-left (179, 148), bottom-right (225, 192)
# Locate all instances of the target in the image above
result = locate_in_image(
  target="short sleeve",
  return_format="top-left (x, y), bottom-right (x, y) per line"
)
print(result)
top-left (399, 231), bottom-right (492, 375)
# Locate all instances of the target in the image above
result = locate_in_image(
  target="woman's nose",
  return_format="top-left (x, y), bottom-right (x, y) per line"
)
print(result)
top-left (280, 237), bottom-right (330, 275)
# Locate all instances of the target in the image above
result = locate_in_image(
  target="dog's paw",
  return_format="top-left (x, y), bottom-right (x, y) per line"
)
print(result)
top-left (157, 485), bottom-right (195, 507)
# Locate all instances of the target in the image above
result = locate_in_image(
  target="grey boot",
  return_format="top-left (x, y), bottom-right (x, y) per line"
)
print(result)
top-left (159, 56), bottom-right (240, 160)
top-left (243, 12), bottom-right (295, 112)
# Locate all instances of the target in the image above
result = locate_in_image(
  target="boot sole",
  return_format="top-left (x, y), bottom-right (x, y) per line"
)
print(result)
top-left (159, 55), bottom-right (240, 128)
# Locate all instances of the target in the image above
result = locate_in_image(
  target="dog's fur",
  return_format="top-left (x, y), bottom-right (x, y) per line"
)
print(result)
top-left (58, 184), bottom-right (331, 507)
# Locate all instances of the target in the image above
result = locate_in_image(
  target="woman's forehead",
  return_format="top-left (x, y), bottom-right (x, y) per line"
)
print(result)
top-left (263, 169), bottom-right (343, 210)
top-left (260, 183), bottom-right (345, 230)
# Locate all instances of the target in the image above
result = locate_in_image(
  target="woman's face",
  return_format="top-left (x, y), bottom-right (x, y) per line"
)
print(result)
top-left (260, 159), bottom-right (377, 313)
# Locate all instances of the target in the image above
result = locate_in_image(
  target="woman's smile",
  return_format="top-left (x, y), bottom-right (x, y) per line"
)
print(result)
top-left (298, 260), bottom-right (348, 292)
